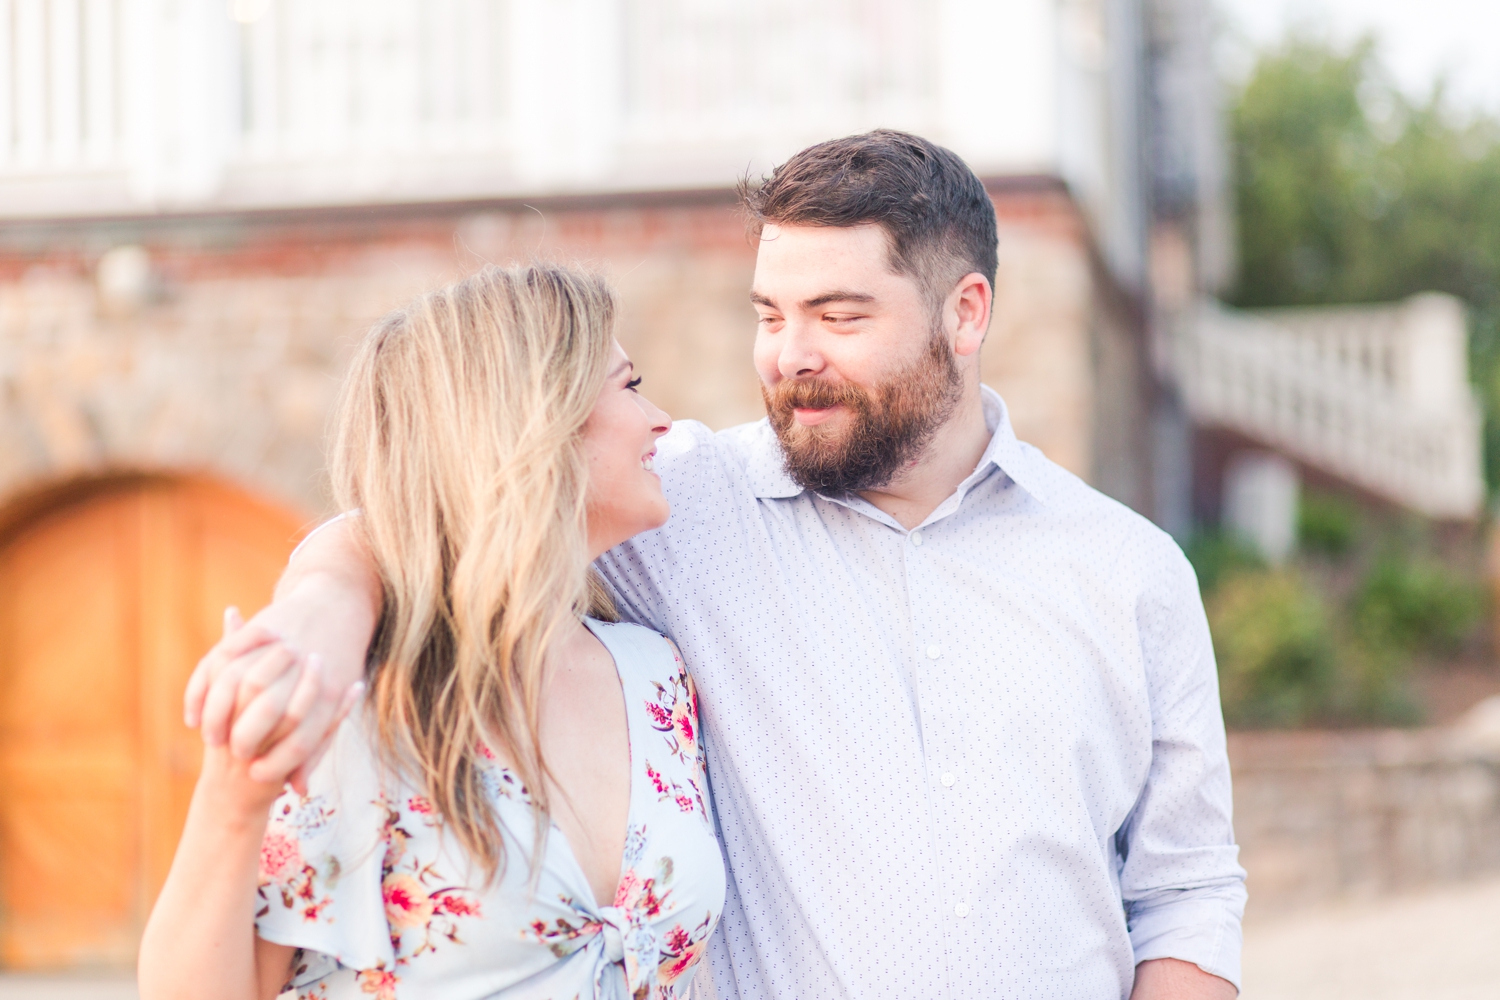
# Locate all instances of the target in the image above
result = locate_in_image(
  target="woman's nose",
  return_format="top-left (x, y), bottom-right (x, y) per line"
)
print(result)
top-left (646, 398), bottom-right (672, 436)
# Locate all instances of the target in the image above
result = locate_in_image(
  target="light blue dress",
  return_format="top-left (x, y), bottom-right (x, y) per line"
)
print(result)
top-left (254, 619), bottom-right (725, 1000)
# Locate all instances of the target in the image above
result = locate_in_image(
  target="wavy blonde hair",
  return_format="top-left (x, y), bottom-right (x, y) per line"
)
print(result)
top-left (330, 263), bottom-right (617, 880)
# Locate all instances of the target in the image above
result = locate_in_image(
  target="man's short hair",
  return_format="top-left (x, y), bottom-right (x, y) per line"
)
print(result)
top-left (740, 129), bottom-right (998, 307)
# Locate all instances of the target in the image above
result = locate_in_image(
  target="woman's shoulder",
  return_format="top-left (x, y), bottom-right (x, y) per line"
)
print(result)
top-left (585, 618), bottom-right (691, 691)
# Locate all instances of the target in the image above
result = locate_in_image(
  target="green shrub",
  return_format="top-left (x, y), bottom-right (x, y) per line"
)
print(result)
top-left (1353, 556), bottom-right (1483, 654)
top-left (1298, 492), bottom-right (1360, 555)
top-left (1208, 570), bottom-right (1337, 727)
top-left (1186, 530), bottom-right (1266, 594)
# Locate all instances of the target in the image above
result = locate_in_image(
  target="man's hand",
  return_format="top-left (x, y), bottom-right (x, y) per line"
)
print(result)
top-left (182, 516), bottom-right (381, 793)
top-left (1130, 959), bottom-right (1237, 1000)
top-left (186, 607), bottom-right (364, 792)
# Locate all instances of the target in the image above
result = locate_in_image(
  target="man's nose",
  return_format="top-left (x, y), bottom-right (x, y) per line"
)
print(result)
top-left (778, 322), bottom-right (825, 380)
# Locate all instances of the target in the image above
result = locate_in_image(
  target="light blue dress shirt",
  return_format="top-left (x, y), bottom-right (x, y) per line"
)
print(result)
top-left (597, 387), bottom-right (1246, 1000)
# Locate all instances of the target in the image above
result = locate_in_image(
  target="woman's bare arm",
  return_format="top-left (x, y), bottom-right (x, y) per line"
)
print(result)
top-left (137, 744), bottom-right (299, 1000)
top-left (184, 515), bottom-right (382, 788)
top-left (143, 607), bottom-right (360, 1000)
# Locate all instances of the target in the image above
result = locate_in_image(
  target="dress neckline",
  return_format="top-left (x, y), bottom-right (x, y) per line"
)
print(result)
top-left (542, 617), bottom-right (636, 910)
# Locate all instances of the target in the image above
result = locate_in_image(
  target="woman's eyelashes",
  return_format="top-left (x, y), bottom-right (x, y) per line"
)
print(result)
top-left (626, 376), bottom-right (643, 391)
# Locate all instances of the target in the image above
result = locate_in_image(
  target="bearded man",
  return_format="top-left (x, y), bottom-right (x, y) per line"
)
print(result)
top-left (193, 130), bottom-right (1245, 999)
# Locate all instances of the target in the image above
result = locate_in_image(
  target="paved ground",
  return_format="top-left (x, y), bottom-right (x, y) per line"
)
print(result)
top-left (2, 878), bottom-right (1497, 999)
top-left (1242, 875), bottom-right (1500, 999)
top-left (0, 975), bottom-right (135, 999)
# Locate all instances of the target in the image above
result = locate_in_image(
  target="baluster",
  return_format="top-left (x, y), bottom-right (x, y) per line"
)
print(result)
top-left (0, 0), bottom-right (12, 169)
top-left (14, 0), bottom-right (45, 168)
top-left (82, 0), bottom-right (115, 166)
top-left (50, 0), bottom-right (82, 167)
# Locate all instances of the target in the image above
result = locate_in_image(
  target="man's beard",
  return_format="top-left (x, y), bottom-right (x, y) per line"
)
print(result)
top-left (763, 332), bottom-right (963, 495)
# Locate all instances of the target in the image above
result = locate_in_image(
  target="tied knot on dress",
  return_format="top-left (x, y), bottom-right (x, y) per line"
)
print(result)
top-left (592, 904), bottom-right (659, 999)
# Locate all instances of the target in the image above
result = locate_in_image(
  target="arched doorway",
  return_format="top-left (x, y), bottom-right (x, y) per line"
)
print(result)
top-left (0, 476), bottom-right (306, 969)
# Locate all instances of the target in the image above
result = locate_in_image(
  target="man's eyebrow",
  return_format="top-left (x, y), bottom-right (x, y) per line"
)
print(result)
top-left (749, 290), bottom-right (877, 310)
top-left (801, 290), bottom-right (875, 310)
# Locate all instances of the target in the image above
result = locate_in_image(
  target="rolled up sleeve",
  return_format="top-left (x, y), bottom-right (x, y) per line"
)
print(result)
top-left (1118, 543), bottom-right (1247, 990)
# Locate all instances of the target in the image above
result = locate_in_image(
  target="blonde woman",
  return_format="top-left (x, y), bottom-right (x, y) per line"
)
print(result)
top-left (139, 265), bottom-right (724, 1000)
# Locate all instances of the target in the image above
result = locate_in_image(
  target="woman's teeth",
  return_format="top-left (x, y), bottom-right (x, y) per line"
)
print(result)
top-left (641, 455), bottom-right (655, 471)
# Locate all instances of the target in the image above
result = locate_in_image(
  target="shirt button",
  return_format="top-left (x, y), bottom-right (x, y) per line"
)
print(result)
top-left (909, 531), bottom-right (923, 546)
top-left (954, 902), bottom-right (970, 918)
top-left (926, 644), bottom-right (942, 659)
top-left (940, 772), bottom-right (956, 787)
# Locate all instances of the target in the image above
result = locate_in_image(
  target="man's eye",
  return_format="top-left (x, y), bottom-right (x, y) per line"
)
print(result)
top-left (626, 376), bottom-right (643, 391)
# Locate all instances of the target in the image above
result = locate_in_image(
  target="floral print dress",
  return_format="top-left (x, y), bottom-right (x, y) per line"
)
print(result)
top-left (254, 619), bottom-right (724, 1000)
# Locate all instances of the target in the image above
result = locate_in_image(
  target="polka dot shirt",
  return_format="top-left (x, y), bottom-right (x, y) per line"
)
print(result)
top-left (596, 387), bottom-right (1246, 1000)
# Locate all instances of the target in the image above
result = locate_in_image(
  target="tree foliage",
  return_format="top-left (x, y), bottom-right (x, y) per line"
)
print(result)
top-left (1230, 35), bottom-right (1500, 486)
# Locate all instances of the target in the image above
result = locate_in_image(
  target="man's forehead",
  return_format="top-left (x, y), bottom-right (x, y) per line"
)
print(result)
top-left (757, 221), bottom-right (890, 256)
top-left (751, 223), bottom-right (905, 303)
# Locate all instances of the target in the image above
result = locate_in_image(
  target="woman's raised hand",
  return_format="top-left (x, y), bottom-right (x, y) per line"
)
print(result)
top-left (186, 606), bottom-right (363, 794)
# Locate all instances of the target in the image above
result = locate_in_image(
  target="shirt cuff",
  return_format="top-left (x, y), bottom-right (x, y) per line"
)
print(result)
top-left (1128, 883), bottom-right (1247, 991)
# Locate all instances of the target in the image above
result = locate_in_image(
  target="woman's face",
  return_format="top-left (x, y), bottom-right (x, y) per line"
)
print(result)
top-left (582, 341), bottom-right (672, 559)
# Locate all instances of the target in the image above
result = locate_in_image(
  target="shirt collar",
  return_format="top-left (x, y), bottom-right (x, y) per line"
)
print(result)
top-left (745, 385), bottom-right (1051, 506)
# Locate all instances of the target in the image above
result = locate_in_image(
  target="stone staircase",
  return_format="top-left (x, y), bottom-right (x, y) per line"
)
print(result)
top-left (1175, 293), bottom-right (1485, 520)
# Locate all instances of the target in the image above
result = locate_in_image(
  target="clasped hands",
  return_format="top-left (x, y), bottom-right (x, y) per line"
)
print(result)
top-left (185, 607), bottom-right (364, 794)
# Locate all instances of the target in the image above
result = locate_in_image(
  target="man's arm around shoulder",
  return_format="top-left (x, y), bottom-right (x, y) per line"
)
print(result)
top-left (184, 515), bottom-right (381, 787)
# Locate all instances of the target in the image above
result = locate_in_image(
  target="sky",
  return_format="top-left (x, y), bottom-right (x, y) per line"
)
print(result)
top-left (1215, 0), bottom-right (1500, 113)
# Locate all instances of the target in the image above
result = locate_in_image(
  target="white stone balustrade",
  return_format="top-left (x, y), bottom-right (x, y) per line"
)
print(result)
top-left (1177, 293), bottom-right (1485, 520)
top-left (0, 0), bottom-right (1146, 284)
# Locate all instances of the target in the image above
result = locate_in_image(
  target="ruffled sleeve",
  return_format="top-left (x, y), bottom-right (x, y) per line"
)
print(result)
top-left (254, 712), bottom-right (399, 987)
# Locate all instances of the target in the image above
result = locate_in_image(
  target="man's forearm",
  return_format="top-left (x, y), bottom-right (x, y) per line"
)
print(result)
top-left (258, 517), bottom-right (381, 692)
top-left (1130, 959), bottom-right (1237, 1000)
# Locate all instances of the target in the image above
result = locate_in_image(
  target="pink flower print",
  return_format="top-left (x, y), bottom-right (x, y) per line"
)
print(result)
top-left (407, 796), bottom-right (435, 815)
top-left (258, 822), bottom-right (302, 884)
top-left (355, 967), bottom-right (398, 1000)
top-left (664, 925), bottom-right (691, 952)
top-left (613, 869), bottom-right (642, 909)
top-left (671, 701), bottom-right (695, 745)
top-left (656, 912), bottom-right (714, 986)
top-left (659, 937), bottom-right (708, 985)
top-left (382, 872), bottom-right (435, 929)
top-left (382, 826), bottom-right (409, 872)
top-left (613, 868), bottom-right (667, 920)
top-left (646, 763), bottom-right (669, 796)
top-left (527, 909), bottom-right (603, 957)
top-left (435, 892), bottom-right (482, 918)
top-left (675, 794), bottom-right (696, 813)
top-left (646, 702), bottom-right (671, 728)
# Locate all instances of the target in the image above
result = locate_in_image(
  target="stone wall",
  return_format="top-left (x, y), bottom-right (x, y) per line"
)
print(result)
top-left (1230, 727), bottom-right (1500, 914)
top-left (0, 183), bottom-right (1140, 520)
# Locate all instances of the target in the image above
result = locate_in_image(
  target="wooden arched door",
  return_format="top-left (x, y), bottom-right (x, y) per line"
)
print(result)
top-left (0, 476), bottom-right (305, 969)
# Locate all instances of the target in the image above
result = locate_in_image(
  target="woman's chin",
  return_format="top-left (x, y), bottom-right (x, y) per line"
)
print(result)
top-left (591, 500), bottom-right (671, 557)
top-left (641, 497), bottom-right (671, 533)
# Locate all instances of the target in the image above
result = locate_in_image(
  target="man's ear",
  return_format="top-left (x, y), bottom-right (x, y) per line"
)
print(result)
top-left (949, 272), bottom-right (992, 358)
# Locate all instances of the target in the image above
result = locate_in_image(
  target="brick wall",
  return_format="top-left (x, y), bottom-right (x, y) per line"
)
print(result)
top-left (1230, 729), bottom-right (1500, 914)
top-left (0, 183), bottom-right (1137, 519)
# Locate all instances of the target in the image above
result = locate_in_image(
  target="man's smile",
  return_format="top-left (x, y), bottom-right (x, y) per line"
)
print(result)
top-left (792, 405), bottom-right (842, 426)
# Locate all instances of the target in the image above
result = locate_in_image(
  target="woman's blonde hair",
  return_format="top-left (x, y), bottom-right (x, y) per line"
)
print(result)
top-left (330, 263), bottom-right (618, 880)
